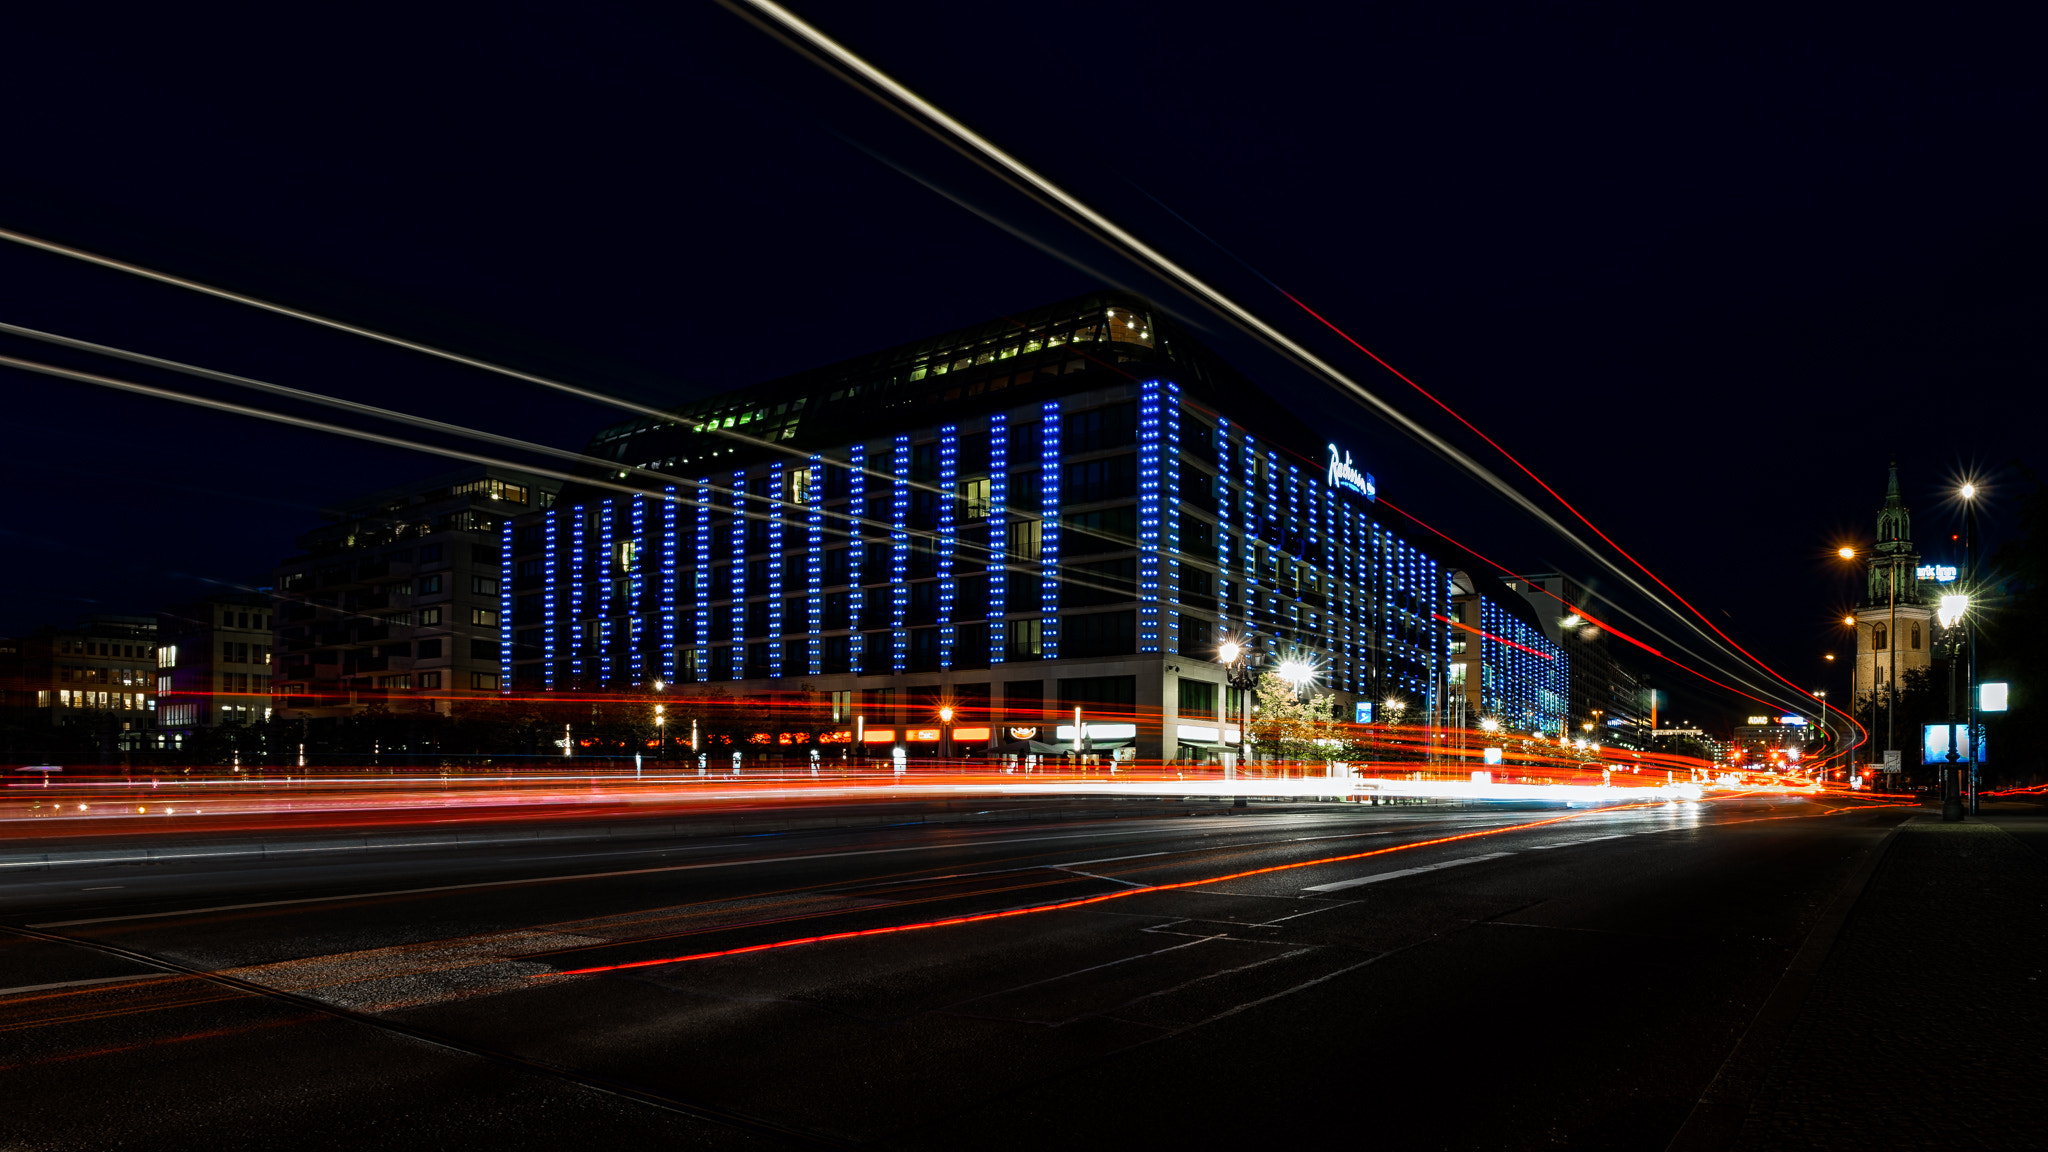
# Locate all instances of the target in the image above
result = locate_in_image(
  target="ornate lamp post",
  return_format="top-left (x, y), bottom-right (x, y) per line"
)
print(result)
top-left (1938, 592), bottom-right (1970, 821)
top-left (1217, 634), bottom-right (1262, 792)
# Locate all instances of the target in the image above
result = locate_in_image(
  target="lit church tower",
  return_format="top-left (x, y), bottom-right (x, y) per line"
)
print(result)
top-left (1853, 462), bottom-right (1931, 754)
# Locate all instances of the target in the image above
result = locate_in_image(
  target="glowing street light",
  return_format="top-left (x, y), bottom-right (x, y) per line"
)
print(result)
top-left (1938, 593), bottom-right (1969, 630)
top-left (1217, 638), bottom-right (1243, 665)
top-left (1478, 717), bottom-right (1501, 733)
top-left (1276, 658), bottom-right (1318, 691)
top-left (1837, 546), bottom-right (1855, 560)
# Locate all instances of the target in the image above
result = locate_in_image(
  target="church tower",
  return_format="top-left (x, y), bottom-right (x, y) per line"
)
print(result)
top-left (1853, 462), bottom-right (1931, 744)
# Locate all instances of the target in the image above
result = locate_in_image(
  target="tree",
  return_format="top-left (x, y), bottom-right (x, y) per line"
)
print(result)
top-left (1248, 671), bottom-right (1342, 762)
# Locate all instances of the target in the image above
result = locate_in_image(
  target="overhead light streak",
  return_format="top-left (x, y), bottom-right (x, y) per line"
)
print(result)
top-left (719, 0), bottom-right (1826, 726)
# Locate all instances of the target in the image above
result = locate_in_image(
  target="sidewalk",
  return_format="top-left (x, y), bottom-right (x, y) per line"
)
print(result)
top-left (1731, 810), bottom-right (2048, 1150)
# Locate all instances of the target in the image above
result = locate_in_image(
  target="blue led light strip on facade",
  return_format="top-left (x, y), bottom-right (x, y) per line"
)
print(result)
top-left (730, 470), bottom-right (746, 662)
top-left (937, 424), bottom-right (957, 670)
top-left (807, 454), bottom-right (824, 678)
top-left (629, 495), bottom-right (645, 685)
top-left (597, 500), bottom-right (615, 687)
top-left (542, 509), bottom-right (558, 690)
top-left (1137, 380), bottom-right (1163, 653)
top-left (848, 444), bottom-right (865, 674)
top-left (890, 435), bottom-right (909, 674)
top-left (987, 415), bottom-right (1007, 666)
top-left (499, 519), bottom-right (514, 696)
top-left (1038, 402), bottom-right (1061, 660)
top-left (661, 487), bottom-right (677, 683)
top-left (569, 505), bottom-right (586, 685)
top-left (694, 480), bottom-right (711, 682)
top-left (768, 462), bottom-right (784, 679)
top-left (1214, 420), bottom-right (1231, 637)
top-left (1162, 380), bottom-right (1181, 656)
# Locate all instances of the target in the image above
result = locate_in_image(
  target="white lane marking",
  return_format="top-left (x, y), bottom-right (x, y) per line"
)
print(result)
top-left (81, 885), bottom-right (124, 890)
top-left (1301, 852), bottom-right (1515, 893)
top-left (0, 973), bottom-right (167, 997)
top-left (1055, 868), bottom-right (1151, 889)
top-left (1528, 833), bottom-right (1633, 850)
top-left (1050, 851), bottom-right (1170, 868)
top-left (27, 826), bottom-right (1173, 928)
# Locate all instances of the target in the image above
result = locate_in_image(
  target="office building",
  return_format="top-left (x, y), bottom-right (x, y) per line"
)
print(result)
top-left (501, 290), bottom-right (1516, 761)
top-left (1447, 569), bottom-right (1570, 735)
top-left (0, 614), bottom-right (158, 749)
top-left (155, 591), bottom-right (277, 746)
top-left (271, 466), bottom-right (560, 720)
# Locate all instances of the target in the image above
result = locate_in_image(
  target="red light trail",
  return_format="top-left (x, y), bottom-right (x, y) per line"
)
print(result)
top-left (543, 803), bottom-right (1655, 975)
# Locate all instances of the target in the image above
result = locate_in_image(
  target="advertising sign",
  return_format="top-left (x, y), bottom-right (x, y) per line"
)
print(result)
top-left (1920, 724), bottom-right (1985, 765)
top-left (1325, 444), bottom-right (1376, 501)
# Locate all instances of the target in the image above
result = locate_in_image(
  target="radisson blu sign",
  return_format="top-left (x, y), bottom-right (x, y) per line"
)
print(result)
top-left (1326, 444), bottom-right (1375, 500)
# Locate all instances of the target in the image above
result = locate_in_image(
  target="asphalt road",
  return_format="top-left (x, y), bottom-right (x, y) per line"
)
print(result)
top-left (0, 793), bottom-right (1912, 1150)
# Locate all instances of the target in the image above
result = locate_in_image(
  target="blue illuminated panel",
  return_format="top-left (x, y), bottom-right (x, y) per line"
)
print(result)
top-left (499, 519), bottom-right (514, 695)
top-left (597, 500), bottom-right (615, 686)
top-left (730, 470), bottom-right (746, 658)
top-left (987, 414), bottom-right (1007, 665)
top-left (768, 462), bottom-right (784, 678)
top-left (661, 487), bottom-right (677, 683)
top-left (848, 444), bottom-right (866, 674)
top-left (1137, 380), bottom-right (1163, 652)
top-left (1162, 381), bottom-right (1181, 653)
top-left (542, 509), bottom-right (558, 690)
top-left (807, 454), bottom-right (824, 677)
top-left (937, 424), bottom-right (957, 669)
top-left (1215, 420), bottom-right (1232, 637)
top-left (1038, 402), bottom-right (1061, 659)
top-left (629, 495), bottom-right (645, 684)
top-left (694, 479), bottom-right (712, 682)
top-left (891, 435), bottom-right (909, 673)
top-left (569, 505), bottom-right (586, 684)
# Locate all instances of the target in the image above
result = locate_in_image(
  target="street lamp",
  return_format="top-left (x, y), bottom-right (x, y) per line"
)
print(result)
top-left (1938, 591), bottom-right (1970, 821)
top-left (1217, 634), bottom-right (1261, 797)
top-left (1478, 716), bottom-right (1500, 733)
top-left (1958, 482), bottom-right (1982, 813)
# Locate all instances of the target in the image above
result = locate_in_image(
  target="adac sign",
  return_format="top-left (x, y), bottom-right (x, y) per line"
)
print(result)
top-left (1326, 444), bottom-right (1375, 500)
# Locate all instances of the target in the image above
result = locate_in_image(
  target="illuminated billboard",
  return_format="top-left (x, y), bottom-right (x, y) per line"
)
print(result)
top-left (1920, 723), bottom-right (1985, 765)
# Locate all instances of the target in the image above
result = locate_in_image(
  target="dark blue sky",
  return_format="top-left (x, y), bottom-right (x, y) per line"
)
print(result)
top-left (2, 3), bottom-right (2041, 721)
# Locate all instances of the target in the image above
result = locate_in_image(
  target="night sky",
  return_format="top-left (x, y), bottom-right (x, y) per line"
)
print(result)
top-left (3, 3), bottom-right (2041, 725)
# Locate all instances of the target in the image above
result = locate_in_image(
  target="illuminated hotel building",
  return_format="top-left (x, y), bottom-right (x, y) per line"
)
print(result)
top-left (1447, 570), bottom-right (1570, 735)
top-left (504, 291), bottom-right (1539, 760)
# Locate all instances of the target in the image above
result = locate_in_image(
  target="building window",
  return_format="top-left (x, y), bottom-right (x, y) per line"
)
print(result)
top-left (962, 477), bottom-right (991, 520)
top-left (1911, 622), bottom-right (1921, 649)
top-left (1873, 623), bottom-right (1887, 650)
top-left (416, 575), bottom-right (443, 595)
top-left (418, 544), bottom-right (445, 563)
top-left (471, 576), bottom-right (499, 596)
top-left (471, 672), bottom-right (500, 690)
top-left (379, 675), bottom-right (413, 689)
top-left (418, 671), bottom-right (442, 689)
top-left (471, 608), bottom-right (499, 627)
top-left (418, 607), bottom-right (443, 626)
top-left (1005, 617), bottom-right (1043, 659)
top-left (1178, 678), bottom-right (1217, 718)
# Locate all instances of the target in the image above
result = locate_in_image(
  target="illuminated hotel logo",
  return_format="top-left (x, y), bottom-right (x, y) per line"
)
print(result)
top-left (1326, 444), bottom-right (1375, 500)
top-left (1916, 564), bottom-right (1958, 582)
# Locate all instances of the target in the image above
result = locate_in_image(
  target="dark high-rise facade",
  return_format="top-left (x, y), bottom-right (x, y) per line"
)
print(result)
top-left (271, 466), bottom-right (560, 719)
top-left (503, 291), bottom-right (1459, 761)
